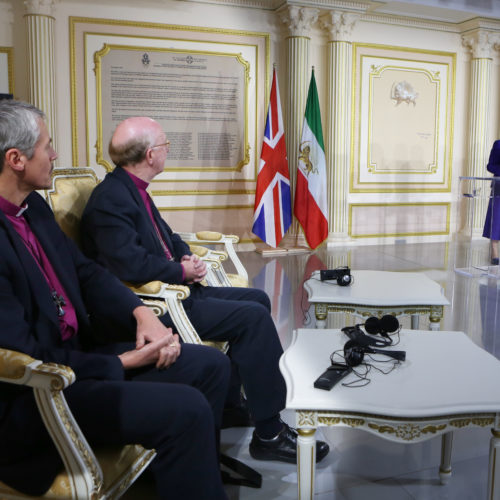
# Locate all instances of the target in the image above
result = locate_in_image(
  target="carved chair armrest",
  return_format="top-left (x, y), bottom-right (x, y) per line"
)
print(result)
top-left (123, 281), bottom-right (203, 345)
top-left (177, 231), bottom-right (248, 282)
top-left (189, 244), bottom-right (228, 262)
top-left (0, 348), bottom-right (105, 497)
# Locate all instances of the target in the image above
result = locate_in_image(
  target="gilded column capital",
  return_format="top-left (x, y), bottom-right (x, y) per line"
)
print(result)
top-left (321, 10), bottom-right (359, 42)
top-left (462, 31), bottom-right (495, 59)
top-left (279, 5), bottom-right (320, 38)
top-left (24, 0), bottom-right (58, 16)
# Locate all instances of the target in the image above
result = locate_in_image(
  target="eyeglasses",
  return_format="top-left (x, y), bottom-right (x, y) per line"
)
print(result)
top-left (150, 140), bottom-right (170, 150)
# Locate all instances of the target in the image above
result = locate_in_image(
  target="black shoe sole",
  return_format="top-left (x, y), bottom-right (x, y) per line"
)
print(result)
top-left (249, 443), bottom-right (329, 464)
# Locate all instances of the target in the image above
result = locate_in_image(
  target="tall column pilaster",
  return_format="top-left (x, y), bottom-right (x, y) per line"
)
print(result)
top-left (279, 6), bottom-right (319, 244)
top-left (462, 31), bottom-right (495, 234)
top-left (322, 11), bottom-right (358, 245)
top-left (24, 0), bottom-right (58, 150)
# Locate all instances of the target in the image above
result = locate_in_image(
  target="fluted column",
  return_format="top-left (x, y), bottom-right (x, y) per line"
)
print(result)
top-left (24, 0), bottom-right (58, 151)
top-left (322, 11), bottom-right (358, 245)
top-left (462, 31), bottom-right (495, 234)
top-left (279, 6), bottom-right (319, 244)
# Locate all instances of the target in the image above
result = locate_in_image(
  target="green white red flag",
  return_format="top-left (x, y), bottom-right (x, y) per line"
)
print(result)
top-left (294, 69), bottom-right (328, 249)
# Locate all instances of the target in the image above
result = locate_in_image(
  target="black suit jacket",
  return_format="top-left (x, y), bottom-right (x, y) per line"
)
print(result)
top-left (0, 192), bottom-right (143, 493)
top-left (81, 167), bottom-right (191, 285)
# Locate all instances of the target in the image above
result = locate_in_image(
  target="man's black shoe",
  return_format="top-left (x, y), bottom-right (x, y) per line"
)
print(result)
top-left (249, 424), bottom-right (330, 464)
top-left (222, 404), bottom-right (255, 429)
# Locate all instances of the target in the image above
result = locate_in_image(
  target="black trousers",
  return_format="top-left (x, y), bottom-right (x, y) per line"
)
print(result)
top-left (161, 285), bottom-right (287, 422)
top-left (0, 343), bottom-right (230, 500)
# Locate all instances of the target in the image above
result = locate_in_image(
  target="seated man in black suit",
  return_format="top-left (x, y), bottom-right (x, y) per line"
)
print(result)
top-left (0, 100), bottom-right (230, 500)
top-left (81, 116), bottom-right (329, 464)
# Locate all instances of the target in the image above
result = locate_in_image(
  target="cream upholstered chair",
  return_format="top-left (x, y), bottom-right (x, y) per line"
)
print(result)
top-left (188, 244), bottom-right (234, 288)
top-left (177, 231), bottom-right (249, 287)
top-left (44, 167), bottom-right (203, 345)
top-left (0, 348), bottom-right (156, 499)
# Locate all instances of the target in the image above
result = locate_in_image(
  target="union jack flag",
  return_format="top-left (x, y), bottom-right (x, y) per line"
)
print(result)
top-left (252, 68), bottom-right (292, 248)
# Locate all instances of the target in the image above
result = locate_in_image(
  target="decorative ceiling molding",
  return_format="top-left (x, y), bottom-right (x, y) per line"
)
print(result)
top-left (175, 0), bottom-right (370, 12)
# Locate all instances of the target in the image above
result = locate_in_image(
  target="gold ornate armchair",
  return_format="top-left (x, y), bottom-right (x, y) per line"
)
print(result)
top-left (0, 348), bottom-right (155, 499)
top-left (44, 168), bottom-right (216, 347)
top-left (188, 244), bottom-right (234, 288)
top-left (177, 231), bottom-right (249, 287)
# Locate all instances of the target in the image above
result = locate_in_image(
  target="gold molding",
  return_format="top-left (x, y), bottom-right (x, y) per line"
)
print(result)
top-left (69, 17), bottom-right (270, 176)
top-left (367, 422), bottom-right (447, 440)
top-left (351, 42), bottom-right (456, 194)
top-left (151, 189), bottom-right (255, 196)
top-left (349, 202), bottom-right (450, 238)
top-left (0, 47), bottom-right (14, 95)
top-left (158, 204), bottom-right (253, 212)
top-left (93, 43), bottom-right (251, 173)
top-left (367, 64), bottom-right (440, 175)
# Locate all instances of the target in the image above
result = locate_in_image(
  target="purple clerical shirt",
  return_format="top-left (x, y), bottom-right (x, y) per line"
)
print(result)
top-left (0, 195), bottom-right (78, 340)
top-left (125, 170), bottom-right (186, 281)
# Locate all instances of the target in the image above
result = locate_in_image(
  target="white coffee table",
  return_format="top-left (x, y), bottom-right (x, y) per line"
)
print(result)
top-left (304, 270), bottom-right (449, 330)
top-left (280, 328), bottom-right (500, 500)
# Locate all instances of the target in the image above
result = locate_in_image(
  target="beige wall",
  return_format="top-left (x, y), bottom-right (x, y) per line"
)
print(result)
top-left (2, 0), bottom-right (500, 246)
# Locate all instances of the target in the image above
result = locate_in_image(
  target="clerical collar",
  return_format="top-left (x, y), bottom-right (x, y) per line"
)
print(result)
top-left (0, 195), bottom-right (28, 217)
top-left (124, 170), bottom-right (149, 192)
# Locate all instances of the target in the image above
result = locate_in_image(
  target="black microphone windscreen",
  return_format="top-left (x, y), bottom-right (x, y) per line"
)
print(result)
top-left (380, 315), bottom-right (399, 333)
top-left (364, 316), bottom-right (380, 334)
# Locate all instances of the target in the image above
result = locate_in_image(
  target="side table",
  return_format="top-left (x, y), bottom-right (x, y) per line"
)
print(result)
top-left (304, 270), bottom-right (449, 330)
top-left (280, 328), bottom-right (500, 500)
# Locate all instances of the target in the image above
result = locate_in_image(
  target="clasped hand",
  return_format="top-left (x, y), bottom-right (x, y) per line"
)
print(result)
top-left (181, 254), bottom-right (207, 283)
top-left (119, 306), bottom-right (181, 370)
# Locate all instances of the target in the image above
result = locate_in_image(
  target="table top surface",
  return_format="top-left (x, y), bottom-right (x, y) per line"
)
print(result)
top-left (304, 270), bottom-right (450, 307)
top-left (280, 328), bottom-right (500, 418)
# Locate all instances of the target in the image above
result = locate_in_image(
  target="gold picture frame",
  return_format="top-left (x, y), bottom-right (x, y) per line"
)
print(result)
top-left (69, 17), bottom-right (269, 187)
top-left (0, 47), bottom-right (14, 95)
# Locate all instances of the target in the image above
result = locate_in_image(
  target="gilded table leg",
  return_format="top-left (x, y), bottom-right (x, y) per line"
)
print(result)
top-left (439, 431), bottom-right (453, 484)
top-left (297, 428), bottom-right (316, 500)
top-left (314, 303), bottom-right (327, 329)
top-left (488, 425), bottom-right (500, 499)
top-left (429, 306), bottom-right (443, 331)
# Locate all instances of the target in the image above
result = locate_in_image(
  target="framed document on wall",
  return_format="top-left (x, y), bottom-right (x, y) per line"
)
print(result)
top-left (70, 17), bottom-right (269, 185)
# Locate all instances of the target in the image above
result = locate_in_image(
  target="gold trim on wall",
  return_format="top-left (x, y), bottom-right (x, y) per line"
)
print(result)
top-left (349, 201), bottom-right (450, 238)
top-left (158, 204), bottom-right (253, 211)
top-left (151, 189), bottom-right (255, 196)
top-left (69, 16), bottom-right (270, 188)
top-left (0, 47), bottom-right (14, 95)
top-left (93, 43), bottom-right (251, 173)
top-left (350, 43), bottom-right (456, 193)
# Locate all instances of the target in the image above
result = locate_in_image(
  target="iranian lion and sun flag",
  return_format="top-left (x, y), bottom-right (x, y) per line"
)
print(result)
top-left (252, 67), bottom-right (328, 249)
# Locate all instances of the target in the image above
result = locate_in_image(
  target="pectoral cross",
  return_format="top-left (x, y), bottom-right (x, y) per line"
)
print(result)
top-left (51, 290), bottom-right (66, 317)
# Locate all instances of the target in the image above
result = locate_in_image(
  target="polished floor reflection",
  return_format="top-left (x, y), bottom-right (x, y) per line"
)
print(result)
top-left (124, 240), bottom-right (500, 499)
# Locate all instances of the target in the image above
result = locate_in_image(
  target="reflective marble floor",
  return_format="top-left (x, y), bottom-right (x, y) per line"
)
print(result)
top-left (124, 239), bottom-right (500, 499)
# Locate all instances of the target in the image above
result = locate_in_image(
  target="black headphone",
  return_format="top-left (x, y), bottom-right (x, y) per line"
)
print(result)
top-left (343, 339), bottom-right (406, 367)
top-left (364, 315), bottom-right (399, 338)
top-left (319, 266), bottom-right (352, 286)
top-left (342, 315), bottom-right (400, 348)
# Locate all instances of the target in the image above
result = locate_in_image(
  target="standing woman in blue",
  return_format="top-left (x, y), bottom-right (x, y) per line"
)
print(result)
top-left (483, 140), bottom-right (500, 265)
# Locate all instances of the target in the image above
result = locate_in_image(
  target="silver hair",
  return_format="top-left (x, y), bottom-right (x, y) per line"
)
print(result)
top-left (0, 100), bottom-right (45, 171)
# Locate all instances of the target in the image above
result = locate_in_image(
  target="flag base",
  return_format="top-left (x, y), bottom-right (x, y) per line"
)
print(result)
top-left (255, 246), bottom-right (310, 257)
